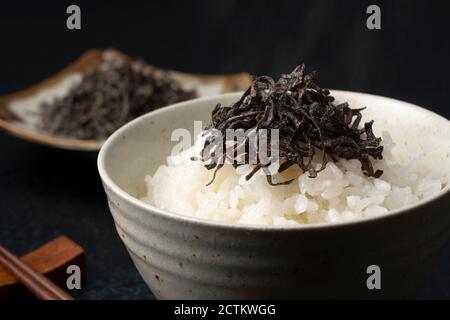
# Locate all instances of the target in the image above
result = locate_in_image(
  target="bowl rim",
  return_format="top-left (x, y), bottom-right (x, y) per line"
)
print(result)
top-left (98, 90), bottom-right (450, 231)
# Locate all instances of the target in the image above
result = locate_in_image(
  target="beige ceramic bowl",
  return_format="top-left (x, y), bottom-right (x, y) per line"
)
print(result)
top-left (98, 91), bottom-right (450, 299)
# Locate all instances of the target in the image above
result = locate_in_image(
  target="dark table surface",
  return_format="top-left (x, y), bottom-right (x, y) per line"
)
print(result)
top-left (1, 0), bottom-right (450, 300)
top-left (0, 132), bottom-right (154, 299)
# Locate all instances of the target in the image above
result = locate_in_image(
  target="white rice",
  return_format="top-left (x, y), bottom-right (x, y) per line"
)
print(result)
top-left (141, 132), bottom-right (447, 226)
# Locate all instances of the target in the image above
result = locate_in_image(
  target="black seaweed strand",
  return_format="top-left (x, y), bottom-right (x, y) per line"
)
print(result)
top-left (199, 65), bottom-right (383, 185)
top-left (41, 59), bottom-right (197, 140)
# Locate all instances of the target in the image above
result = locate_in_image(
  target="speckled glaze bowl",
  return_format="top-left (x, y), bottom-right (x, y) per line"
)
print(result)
top-left (98, 91), bottom-right (450, 299)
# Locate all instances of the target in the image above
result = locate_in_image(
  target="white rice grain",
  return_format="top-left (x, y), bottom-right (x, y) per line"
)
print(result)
top-left (141, 131), bottom-right (447, 226)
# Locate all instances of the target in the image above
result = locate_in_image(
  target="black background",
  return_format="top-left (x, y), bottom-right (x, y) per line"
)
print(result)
top-left (0, 0), bottom-right (449, 299)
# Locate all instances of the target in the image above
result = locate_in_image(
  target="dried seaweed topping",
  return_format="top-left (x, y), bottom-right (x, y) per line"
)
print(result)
top-left (199, 65), bottom-right (383, 186)
top-left (41, 59), bottom-right (197, 140)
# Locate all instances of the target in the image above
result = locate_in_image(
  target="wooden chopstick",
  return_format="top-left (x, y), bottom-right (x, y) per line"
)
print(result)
top-left (0, 244), bottom-right (74, 300)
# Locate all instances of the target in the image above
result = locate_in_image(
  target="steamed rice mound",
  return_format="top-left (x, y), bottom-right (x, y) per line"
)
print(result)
top-left (141, 132), bottom-right (447, 226)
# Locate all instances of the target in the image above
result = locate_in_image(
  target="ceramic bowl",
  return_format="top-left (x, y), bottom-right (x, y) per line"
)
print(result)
top-left (98, 91), bottom-right (450, 299)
